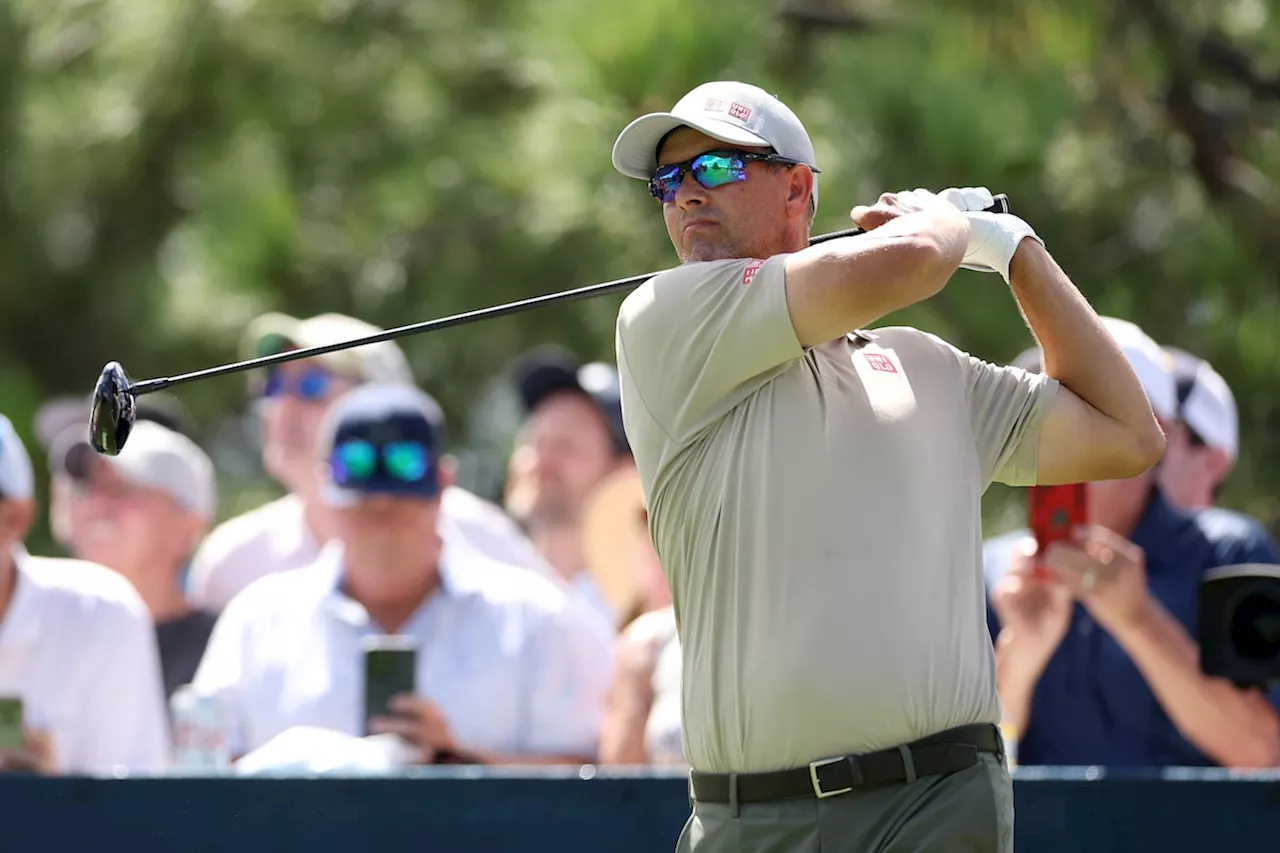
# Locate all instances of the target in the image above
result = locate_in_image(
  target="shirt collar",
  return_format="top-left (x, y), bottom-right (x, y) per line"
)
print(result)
top-left (1128, 486), bottom-right (1194, 571)
top-left (317, 539), bottom-right (475, 630)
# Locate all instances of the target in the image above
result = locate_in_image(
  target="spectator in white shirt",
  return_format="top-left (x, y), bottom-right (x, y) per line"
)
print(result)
top-left (49, 420), bottom-right (219, 700)
top-left (0, 415), bottom-right (170, 775)
top-left (504, 347), bottom-right (634, 627)
top-left (192, 384), bottom-right (614, 765)
top-left (184, 312), bottom-right (550, 612)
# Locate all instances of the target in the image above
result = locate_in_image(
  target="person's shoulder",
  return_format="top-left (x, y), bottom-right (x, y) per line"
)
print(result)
top-left (1191, 506), bottom-right (1280, 561)
top-left (446, 552), bottom-right (572, 614)
top-left (19, 553), bottom-right (152, 626)
top-left (619, 257), bottom-right (781, 327)
top-left (193, 494), bottom-right (300, 562)
top-left (223, 557), bottom-right (333, 617)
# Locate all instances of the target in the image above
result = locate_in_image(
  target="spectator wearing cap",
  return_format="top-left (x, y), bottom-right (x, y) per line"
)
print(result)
top-left (504, 346), bottom-right (633, 627)
top-left (1160, 348), bottom-right (1241, 511)
top-left (185, 312), bottom-right (546, 612)
top-left (34, 392), bottom-right (196, 551)
top-left (191, 384), bottom-right (613, 765)
top-left (50, 420), bottom-right (220, 701)
top-left (985, 318), bottom-right (1280, 769)
top-left (0, 415), bottom-right (170, 775)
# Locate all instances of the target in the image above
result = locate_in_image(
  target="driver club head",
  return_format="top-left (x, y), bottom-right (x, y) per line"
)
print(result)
top-left (89, 361), bottom-right (137, 456)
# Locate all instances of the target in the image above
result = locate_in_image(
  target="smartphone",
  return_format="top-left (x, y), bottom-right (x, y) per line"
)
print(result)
top-left (362, 635), bottom-right (417, 736)
top-left (1027, 483), bottom-right (1087, 579)
top-left (0, 697), bottom-right (24, 750)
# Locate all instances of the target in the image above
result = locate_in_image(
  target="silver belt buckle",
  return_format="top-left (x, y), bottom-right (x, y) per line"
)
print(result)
top-left (809, 756), bottom-right (854, 798)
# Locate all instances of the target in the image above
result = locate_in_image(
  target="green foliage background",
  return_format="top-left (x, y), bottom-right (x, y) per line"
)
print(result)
top-left (1, 0), bottom-right (1276, 553)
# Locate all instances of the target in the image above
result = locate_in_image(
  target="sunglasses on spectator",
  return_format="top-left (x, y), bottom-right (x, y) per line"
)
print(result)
top-left (331, 439), bottom-right (434, 488)
top-left (648, 149), bottom-right (817, 204)
top-left (260, 367), bottom-right (339, 402)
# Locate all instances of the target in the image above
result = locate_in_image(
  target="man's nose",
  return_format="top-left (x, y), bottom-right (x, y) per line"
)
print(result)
top-left (673, 170), bottom-right (708, 208)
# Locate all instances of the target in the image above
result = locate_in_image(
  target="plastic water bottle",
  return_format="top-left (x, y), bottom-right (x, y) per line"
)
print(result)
top-left (170, 685), bottom-right (230, 773)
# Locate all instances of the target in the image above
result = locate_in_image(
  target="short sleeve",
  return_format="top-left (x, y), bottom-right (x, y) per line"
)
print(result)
top-left (615, 255), bottom-right (803, 446)
top-left (521, 604), bottom-right (615, 759)
top-left (958, 351), bottom-right (1060, 487)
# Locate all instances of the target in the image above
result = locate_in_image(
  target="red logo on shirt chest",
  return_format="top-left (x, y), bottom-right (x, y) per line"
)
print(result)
top-left (864, 353), bottom-right (898, 373)
top-left (742, 259), bottom-right (765, 285)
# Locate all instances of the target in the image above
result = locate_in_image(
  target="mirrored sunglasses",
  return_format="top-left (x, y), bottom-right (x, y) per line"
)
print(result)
top-left (648, 150), bottom-right (814, 204)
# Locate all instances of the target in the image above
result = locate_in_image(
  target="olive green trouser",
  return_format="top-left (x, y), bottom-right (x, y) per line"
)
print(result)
top-left (676, 753), bottom-right (1014, 853)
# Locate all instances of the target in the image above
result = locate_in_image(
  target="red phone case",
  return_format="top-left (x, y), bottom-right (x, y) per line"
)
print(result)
top-left (1027, 484), bottom-right (1087, 579)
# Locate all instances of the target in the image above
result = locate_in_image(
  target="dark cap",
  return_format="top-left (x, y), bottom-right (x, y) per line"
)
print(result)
top-left (515, 346), bottom-right (629, 457)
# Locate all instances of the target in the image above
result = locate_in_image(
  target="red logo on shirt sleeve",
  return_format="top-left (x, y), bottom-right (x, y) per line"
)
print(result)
top-left (742, 259), bottom-right (766, 285)
top-left (864, 353), bottom-right (898, 373)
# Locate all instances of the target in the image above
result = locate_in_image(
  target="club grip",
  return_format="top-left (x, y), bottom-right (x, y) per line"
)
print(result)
top-left (809, 192), bottom-right (1010, 246)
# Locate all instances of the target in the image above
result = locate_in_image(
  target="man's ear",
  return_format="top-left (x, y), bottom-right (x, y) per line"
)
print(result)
top-left (1206, 446), bottom-right (1233, 486)
top-left (0, 498), bottom-right (36, 547)
top-left (437, 454), bottom-right (458, 490)
top-left (787, 166), bottom-right (815, 217)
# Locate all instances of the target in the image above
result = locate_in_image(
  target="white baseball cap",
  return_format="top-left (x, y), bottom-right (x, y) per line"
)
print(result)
top-left (1099, 317), bottom-right (1177, 422)
top-left (0, 415), bottom-right (35, 501)
top-left (53, 420), bottom-right (217, 521)
top-left (1166, 347), bottom-right (1238, 461)
top-left (243, 312), bottom-right (415, 387)
top-left (611, 81), bottom-right (821, 210)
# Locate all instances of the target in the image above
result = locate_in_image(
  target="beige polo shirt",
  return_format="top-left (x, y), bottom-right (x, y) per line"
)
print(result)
top-left (615, 254), bottom-right (1059, 774)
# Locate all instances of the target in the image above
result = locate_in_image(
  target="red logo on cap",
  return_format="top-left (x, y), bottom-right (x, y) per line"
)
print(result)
top-left (742, 259), bottom-right (765, 285)
top-left (728, 102), bottom-right (752, 121)
top-left (864, 353), bottom-right (898, 374)
top-left (704, 98), bottom-right (725, 112)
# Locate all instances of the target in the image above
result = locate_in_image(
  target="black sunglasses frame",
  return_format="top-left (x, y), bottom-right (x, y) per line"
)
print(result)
top-left (648, 149), bottom-right (819, 202)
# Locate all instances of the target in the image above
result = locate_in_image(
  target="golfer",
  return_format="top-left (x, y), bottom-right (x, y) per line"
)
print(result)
top-left (610, 81), bottom-right (1166, 852)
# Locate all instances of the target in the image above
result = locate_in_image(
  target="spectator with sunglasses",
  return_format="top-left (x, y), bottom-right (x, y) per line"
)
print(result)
top-left (609, 80), bottom-right (1165, 852)
top-left (185, 312), bottom-right (547, 613)
top-left (190, 384), bottom-right (612, 765)
top-left (985, 325), bottom-right (1280, 771)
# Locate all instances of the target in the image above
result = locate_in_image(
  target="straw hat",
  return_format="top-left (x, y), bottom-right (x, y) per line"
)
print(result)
top-left (581, 464), bottom-right (649, 614)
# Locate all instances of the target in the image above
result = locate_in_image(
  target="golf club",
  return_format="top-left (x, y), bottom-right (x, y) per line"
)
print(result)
top-left (89, 194), bottom-right (1010, 455)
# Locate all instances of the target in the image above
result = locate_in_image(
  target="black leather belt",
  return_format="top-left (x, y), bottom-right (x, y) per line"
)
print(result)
top-left (689, 723), bottom-right (1004, 804)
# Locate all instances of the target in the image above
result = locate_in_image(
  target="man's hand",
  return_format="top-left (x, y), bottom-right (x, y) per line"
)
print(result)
top-left (1044, 525), bottom-right (1153, 633)
top-left (991, 544), bottom-right (1074, 673)
top-left (0, 728), bottom-right (56, 775)
top-left (849, 188), bottom-right (968, 233)
top-left (936, 185), bottom-right (1042, 282)
top-left (368, 694), bottom-right (460, 764)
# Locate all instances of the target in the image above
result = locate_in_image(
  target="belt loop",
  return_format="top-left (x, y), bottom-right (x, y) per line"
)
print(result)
top-left (728, 773), bottom-right (740, 818)
top-left (897, 746), bottom-right (917, 785)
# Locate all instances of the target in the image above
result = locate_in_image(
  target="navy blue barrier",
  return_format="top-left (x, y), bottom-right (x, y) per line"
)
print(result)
top-left (3, 767), bottom-right (1279, 852)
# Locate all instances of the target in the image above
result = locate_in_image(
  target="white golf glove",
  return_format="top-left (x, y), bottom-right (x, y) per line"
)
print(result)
top-left (937, 186), bottom-right (1044, 283)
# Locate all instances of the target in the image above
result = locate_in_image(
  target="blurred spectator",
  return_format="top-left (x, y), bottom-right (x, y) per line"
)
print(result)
top-left (49, 420), bottom-right (219, 700)
top-left (191, 384), bottom-right (613, 765)
top-left (581, 466), bottom-right (672, 629)
top-left (986, 319), bottom-right (1280, 769)
top-left (1160, 348), bottom-right (1239, 511)
top-left (593, 468), bottom-right (682, 766)
top-left (0, 415), bottom-right (170, 775)
top-left (185, 312), bottom-right (546, 612)
top-left (504, 346), bottom-right (633, 626)
top-left (34, 392), bottom-right (196, 551)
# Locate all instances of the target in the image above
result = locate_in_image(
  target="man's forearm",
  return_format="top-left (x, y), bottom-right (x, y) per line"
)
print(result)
top-left (994, 632), bottom-right (1045, 735)
top-left (1007, 243), bottom-right (1160, 433)
top-left (1110, 598), bottom-right (1280, 768)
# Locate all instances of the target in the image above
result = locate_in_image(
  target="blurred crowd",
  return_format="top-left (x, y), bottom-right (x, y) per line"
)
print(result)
top-left (0, 309), bottom-right (1276, 775)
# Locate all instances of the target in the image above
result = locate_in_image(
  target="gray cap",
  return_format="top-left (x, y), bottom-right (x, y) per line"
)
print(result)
top-left (611, 81), bottom-right (820, 211)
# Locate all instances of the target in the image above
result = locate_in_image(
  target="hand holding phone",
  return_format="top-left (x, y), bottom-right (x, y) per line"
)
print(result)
top-left (1027, 483), bottom-right (1087, 580)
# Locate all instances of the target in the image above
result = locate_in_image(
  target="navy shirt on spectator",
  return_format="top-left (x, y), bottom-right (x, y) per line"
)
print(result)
top-left (985, 487), bottom-right (1280, 768)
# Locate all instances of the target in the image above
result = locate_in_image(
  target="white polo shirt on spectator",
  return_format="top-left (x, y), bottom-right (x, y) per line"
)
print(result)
top-left (0, 546), bottom-right (171, 774)
top-left (191, 540), bottom-right (614, 760)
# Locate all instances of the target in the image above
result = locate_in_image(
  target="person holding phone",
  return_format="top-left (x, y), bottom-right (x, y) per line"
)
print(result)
top-left (985, 322), bottom-right (1280, 769)
top-left (190, 384), bottom-right (613, 766)
top-left (0, 415), bottom-right (170, 775)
